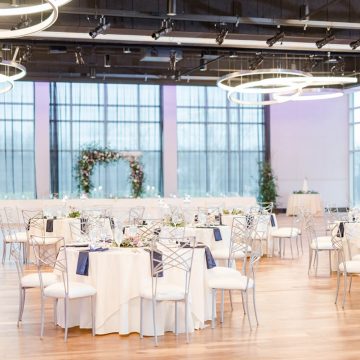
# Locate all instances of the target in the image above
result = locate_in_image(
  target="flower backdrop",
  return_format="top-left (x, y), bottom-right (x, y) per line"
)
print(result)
top-left (75, 144), bottom-right (145, 197)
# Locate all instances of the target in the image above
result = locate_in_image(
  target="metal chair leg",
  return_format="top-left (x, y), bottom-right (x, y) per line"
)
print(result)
top-left (342, 272), bottom-right (347, 309)
top-left (185, 296), bottom-right (189, 344)
top-left (244, 291), bottom-right (252, 331)
top-left (139, 297), bottom-right (143, 338)
top-left (152, 299), bottom-right (158, 346)
top-left (335, 270), bottom-right (340, 304)
top-left (2, 243), bottom-right (7, 264)
top-left (91, 295), bottom-right (96, 336)
top-left (241, 292), bottom-right (246, 315)
top-left (290, 238), bottom-right (294, 259)
top-left (252, 285), bottom-right (259, 326)
top-left (220, 290), bottom-right (224, 323)
top-left (349, 275), bottom-right (353, 293)
top-left (40, 295), bottom-right (45, 339)
top-left (229, 290), bottom-right (233, 311)
top-left (17, 287), bottom-right (23, 327)
top-left (20, 288), bottom-right (26, 322)
top-left (174, 301), bottom-right (178, 335)
top-left (308, 249), bottom-right (313, 275)
top-left (211, 289), bottom-right (216, 329)
top-left (329, 250), bottom-right (332, 275)
top-left (64, 297), bottom-right (69, 342)
top-left (53, 299), bottom-right (58, 327)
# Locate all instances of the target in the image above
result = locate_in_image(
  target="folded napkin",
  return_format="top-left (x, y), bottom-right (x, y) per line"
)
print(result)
top-left (76, 248), bottom-right (109, 276)
top-left (182, 241), bottom-right (216, 270)
top-left (270, 214), bottom-right (276, 227)
top-left (213, 228), bottom-right (222, 241)
top-left (80, 218), bottom-right (88, 233)
top-left (145, 249), bottom-right (163, 277)
top-left (109, 217), bottom-right (115, 230)
top-left (337, 222), bottom-right (345, 238)
top-left (46, 219), bottom-right (54, 232)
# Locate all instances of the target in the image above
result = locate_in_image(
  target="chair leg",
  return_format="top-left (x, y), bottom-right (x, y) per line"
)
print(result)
top-left (308, 249), bottom-right (313, 275)
top-left (349, 275), bottom-right (353, 293)
top-left (140, 297), bottom-right (143, 339)
top-left (174, 301), bottom-right (178, 335)
top-left (152, 299), bottom-right (158, 346)
top-left (335, 270), bottom-right (341, 304)
top-left (329, 250), bottom-right (332, 275)
top-left (40, 295), bottom-right (45, 339)
top-left (252, 285), bottom-right (259, 326)
top-left (244, 291), bottom-right (252, 331)
top-left (2, 243), bottom-right (7, 264)
top-left (185, 296), bottom-right (189, 344)
top-left (53, 299), bottom-right (58, 327)
top-left (17, 287), bottom-right (24, 327)
top-left (342, 272), bottom-right (347, 309)
top-left (211, 289), bottom-right (216, 329)
top-left (220, 290), bottom-right (224, 324)
top-left (290, 238), bottom-right (294, 259)
top-left (295, 237), bottom-right (300, 257)
top-left (91, 296), bottom-right (96, 336)
top-left (20, 288), bottom-right (26, 322)
top-left (64, 297), bottom-right (69, 342)
top-left (241, 292), bottom-right (246, 315)
top-left (229, 290), bottom-right (233, 311)
top-left (315, 251), bottom-right (319, 277)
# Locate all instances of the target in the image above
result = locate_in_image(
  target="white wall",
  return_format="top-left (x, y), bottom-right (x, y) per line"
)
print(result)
top-left (270, 95), bottom-right (349, 208)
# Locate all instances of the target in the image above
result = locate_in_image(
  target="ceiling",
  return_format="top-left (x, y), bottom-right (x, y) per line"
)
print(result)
top-left (3, 0), bottom-right (360, 86)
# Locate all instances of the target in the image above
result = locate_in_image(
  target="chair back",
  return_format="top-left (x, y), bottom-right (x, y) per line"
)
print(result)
top-left (22, 209), bottom-right (44, 236)
top-left (128, 206), bottom-right (145, 225)
top-left (343, 225), bottom-right (360, 261)
top-left (197, 207), bottom-right (221, 225)
top-left (137, 219), bottom-right (163, 242)
top-left (150, 235), bottom-right (196, 298)
top-left (4, 207), bottom-right (22, 228)
top-left (30, 235), bottom-right (68, 293)
top-left (69, 219), bottom-right (91, 244)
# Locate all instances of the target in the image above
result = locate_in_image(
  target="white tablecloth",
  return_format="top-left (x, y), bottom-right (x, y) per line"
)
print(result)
top-left (56, 247), bottom-right (212, 335)
top-left (286, 194), bottom-right (323, 216)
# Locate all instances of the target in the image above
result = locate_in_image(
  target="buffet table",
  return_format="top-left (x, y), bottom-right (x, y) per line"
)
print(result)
top-left (286, 194), bottom-right (323, 216)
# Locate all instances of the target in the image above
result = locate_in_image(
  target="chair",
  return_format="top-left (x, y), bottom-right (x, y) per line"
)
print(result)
top-left (139, 235), bottom-right (196, 346)
top-left (0, 212), bottom-right (28, 264)
top-left (271, 213), bottom-right (302, 258)
top-left (9, 240), bottom-right (58, 327)
top-left (304, 213), bottom-right (338, 276)
top-left (128, 206), bottom-right (145, 225)
top-left (324, 205), bottom-right (339, 235)
top-left (197, 207), bottom-right (221, 226)
top-left (249, 211), bottom-right (271, 256)
top-left (334, 225), bottom-right (360, 308)
top-left (207, 223), bottom-right (260, 330)
top-left (31, 235), bottom-right (97, 341)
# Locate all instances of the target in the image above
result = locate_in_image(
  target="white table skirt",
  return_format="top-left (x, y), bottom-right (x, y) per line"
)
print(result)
top-left (286, 194), bottom-right (323, 216)
top-left (56, 247), bottom-right (212, 335)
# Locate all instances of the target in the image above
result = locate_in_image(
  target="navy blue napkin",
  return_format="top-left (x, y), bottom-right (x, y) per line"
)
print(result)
top-left (76, 248), bottom-right (109, 276)
top-left (109, 217), bottom-right (115, 230)
top-left (213, 228), bottom-right (222, 241)
top-left (270, 214), bottom-right (276, 227)
top-left (337, 222), bottom-right (345, 238)
top-left (80, 218), bottom-right (88, 233)
top-left (182, 242), bottom-right (216, 270)
top-left (46, 219), bottom-right (54, 232)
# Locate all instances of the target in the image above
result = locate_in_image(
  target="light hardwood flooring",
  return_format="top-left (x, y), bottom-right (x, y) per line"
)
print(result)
top-left (1, 215), bottom-right (360, 360)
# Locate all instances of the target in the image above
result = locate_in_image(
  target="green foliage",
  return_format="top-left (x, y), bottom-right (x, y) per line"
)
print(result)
top-left (258, 161), bottom-right (278, 207)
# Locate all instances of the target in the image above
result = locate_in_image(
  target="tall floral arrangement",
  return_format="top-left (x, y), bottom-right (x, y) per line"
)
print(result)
top-left (75, 144), bottom-right (145, 197)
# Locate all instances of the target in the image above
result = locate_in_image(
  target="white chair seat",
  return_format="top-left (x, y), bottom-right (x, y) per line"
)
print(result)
top-left (352, 254), bottom-right (360, 261)
top-left (140, 283), bottom-right (185, 301)
top-left (29, 237), bottom-right (59, 245)
top-left (211, 245), bottom-right (250, 260)
top-left (339, 261), bottom-right (360, 273)
top-left (271, 227), bottom-right (300, 238)
top-left (44, 282), bottom-right (96, 299)
top-left (310, 238), bottom-right (334, 250)
top-left (207, 266), bottom-right (253, 290)
top-left (4, 232), bottom-right (28, 243)
top-left (21, 272), bottom-right (58, 288)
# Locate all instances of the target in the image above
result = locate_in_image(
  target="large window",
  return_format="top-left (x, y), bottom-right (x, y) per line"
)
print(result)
top-left (177, 86), bottom-right (265, 197)
top-left (350, 92), bottom-right (360, 205)
top-left (0, 82), bottom-right (35, 198)
top-left (50, 83), bottom-right (162, 197)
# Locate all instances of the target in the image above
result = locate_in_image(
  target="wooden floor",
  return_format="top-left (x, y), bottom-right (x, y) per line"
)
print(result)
top-left (1, 215), bottom-right (360, 360)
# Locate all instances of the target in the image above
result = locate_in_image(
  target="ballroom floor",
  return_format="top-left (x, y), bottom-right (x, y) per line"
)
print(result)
top-left (1, 215), bottom-right (360, 360)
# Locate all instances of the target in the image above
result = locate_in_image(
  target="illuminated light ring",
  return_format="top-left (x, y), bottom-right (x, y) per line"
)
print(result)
top-left (0, 0), bottom-right (71, 16)
top-left (0, 0), bottom-right (58, 39)
top-left (273, 88), bottom-right (344, 101)
top-left (0, 60), bottom-right (27, 81)
top-left (0, 74), bottom-right (14, 94)
top-left (227, 86), bottom-right (303, 106)
top-left (300, 76), bottom-right (358, 86)
top-left (217, 69), bottom-right (313, 92)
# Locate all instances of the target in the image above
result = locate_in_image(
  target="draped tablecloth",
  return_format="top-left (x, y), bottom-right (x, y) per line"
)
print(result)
top-left (286, 194), bottom-right (323, 216)
top-left (56, 247), bottom-right (212, 335)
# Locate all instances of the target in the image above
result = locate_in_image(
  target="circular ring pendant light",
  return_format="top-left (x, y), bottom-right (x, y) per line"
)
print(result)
top-left (0, 0), bottom-right (72, 39)
top-left (273, 88), bottom-right (344, 101)
top-left (0, 74), bottom-right (14, 94)
top-left (0, 60), bottom-right (27, 81)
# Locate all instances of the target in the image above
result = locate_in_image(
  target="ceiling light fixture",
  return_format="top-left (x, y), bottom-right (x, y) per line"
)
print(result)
top-left (315, 30), bottom-right (335, 49)
top-left (0, 59), bottom-right (27, 82)
top-left (89, 67), bottom-right (96, 79)
top-left (0, 0), bottom-right (71, 38)
top-left (273, 88), bottom-right (344, 101)
top-left (104, 54), bottom-right (111, 68)
top-left (350, 39), bottom-right (360, 50)
top-left (2, 44), bottom-right (11, 52)
top-left (151, 18), bottom-right (174, 40)
top-left (215, 23), bottom-right (229, 45)
top-left (168, 50), bottom-right (177, 71)
top-left (89, 16), bottom-right (110, 39)
top-left (74, 47), bottom-right (85, 65)
top-left (248, 54), bottom-right (264, 70)
top-left (123, 47), bottom-right (131, 54)
top-left (199, 58), bottom-right (207, 72)
top-left (167, 0), bottom-right (176, 16)
top-left (0, 74), bottom-right (14, 94)
top-left (266, 30), bottom-right (285, 47)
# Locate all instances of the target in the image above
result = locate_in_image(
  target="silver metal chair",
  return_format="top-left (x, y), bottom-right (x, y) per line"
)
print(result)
top-left (128, 206), bottom-right (145, 225)
top-left (139, 235), bottom-right (196, 346)
top-left (31, 235), bottom-right (97, 341)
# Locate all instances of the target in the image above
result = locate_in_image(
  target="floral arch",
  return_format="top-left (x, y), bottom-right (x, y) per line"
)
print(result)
top-left (75, 145), bottom-right (145, 197)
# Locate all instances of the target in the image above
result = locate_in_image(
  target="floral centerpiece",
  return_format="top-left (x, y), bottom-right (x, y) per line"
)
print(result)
top-left (163, 214), bottom-right (185, 227)
top-left (75, 144), bottom-right (145, 198)
top-left (119, 235), bottom-right (150, 248)
top-left (293, 190), bottom-right (319, 194)
top-left (223, 208), bottom-right (244, 215)
top-left (68, 206), bottom-right (81, 218)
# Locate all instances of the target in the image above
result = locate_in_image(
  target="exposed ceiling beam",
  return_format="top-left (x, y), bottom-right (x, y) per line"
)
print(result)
top-left (59, 7), bottom-right (360, 30)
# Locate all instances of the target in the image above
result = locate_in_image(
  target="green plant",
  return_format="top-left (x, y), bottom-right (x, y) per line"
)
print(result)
top-left (258, 161), bottom-right (278, 207)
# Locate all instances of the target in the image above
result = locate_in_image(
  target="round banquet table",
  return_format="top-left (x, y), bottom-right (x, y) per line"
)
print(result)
top-left (286, 194), bottom-right (323, 216)
top-left (55, 246), bottom-right (212, 335)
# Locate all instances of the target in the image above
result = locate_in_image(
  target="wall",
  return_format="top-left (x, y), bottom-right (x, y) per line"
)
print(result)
top-left (269, 95), bottom-right (349, 208)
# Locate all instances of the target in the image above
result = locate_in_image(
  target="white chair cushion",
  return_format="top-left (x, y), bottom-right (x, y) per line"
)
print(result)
top-left (140, 283), bottom-right (185, 301)
top-left (310, 238), bottom-right (334, 250)
top-left (271, 227), bottom-right (300, 238)
top-left (211, 244), bottom-right (251, 260)
top-left (207, 266), bottom-right (253, 290)
top-left (44, 282), bottom-right (96, 299)
top-left (352, 254), bottom-right (360, 261)
top-left (29, 237), bottom-right (59, 245)
top-left (4, 232), bottom-right (28, 243)
top-left (21, 272), bottom-right (58, 288)
top-left (339, 261), bottom-right (360, 273)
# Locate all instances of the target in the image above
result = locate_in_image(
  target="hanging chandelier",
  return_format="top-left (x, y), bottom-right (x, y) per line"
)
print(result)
top-left (217, 68), bottom-right (358, 106)
top-left (0, 0), bottom-right (72, 38)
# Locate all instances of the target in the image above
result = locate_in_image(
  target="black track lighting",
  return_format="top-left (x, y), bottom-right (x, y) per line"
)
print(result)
top-left (315, 31), bottom-right (335, 49)
top-left (104, 54), bottom-right (111, 68)
top-left (215, 24), bottom-right (229, 45)
top-left (266, 31), bottom-right (285, 47)
top-left (11, 15), bottom-right (31, 31)
top-left (199, 58), bottom-right (207, 71)
top-left (151, 18), bottom-right (174, 40)
top-left (350, 39), bottom-right (360, 50)
top-left (248, 54), bottom-right (264, 70)
top-left (75, 47), bottom-right (85, 65)
top-left (89, 16), bottom-right (110, 39)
